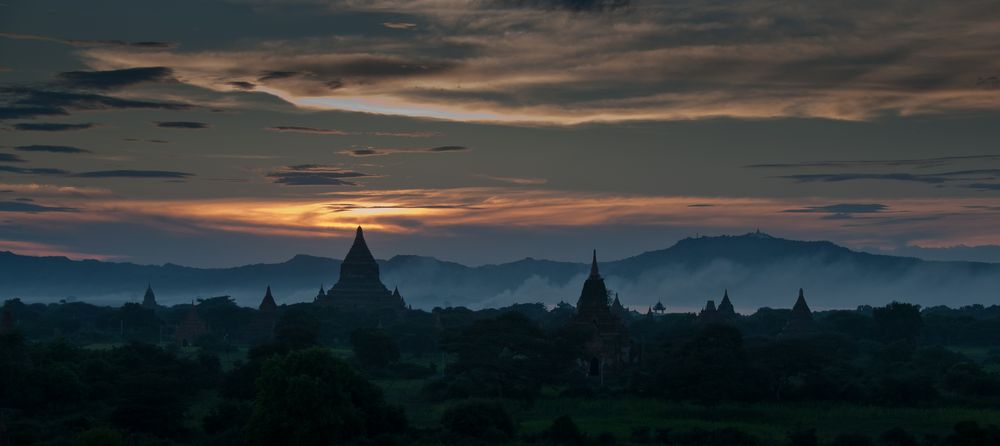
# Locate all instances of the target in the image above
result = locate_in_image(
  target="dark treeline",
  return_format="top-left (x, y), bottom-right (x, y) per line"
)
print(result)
top-left (2, 298), bottom-right (1000, 445)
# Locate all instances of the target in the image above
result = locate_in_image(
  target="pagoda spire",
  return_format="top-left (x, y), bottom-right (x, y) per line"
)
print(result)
top-left (344, 225), bottom-right (376, 263)
top-left (142, 283), bottom-right (157, 308)
top-left (792, 288), bottom-right (812, 318)
top-left (260, 285), bottom-right (278, 312)
top-left (589, 249), bottom-right (600, 278)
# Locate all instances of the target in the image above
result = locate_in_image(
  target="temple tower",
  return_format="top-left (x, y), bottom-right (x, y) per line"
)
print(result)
top-left (782, 288), bottom-right (817, 336)
top-left (717, 290), bottom-right (736, 319)
top-left (571, 250), bottom-right (630, 378)
top-left (316, 226), bottom-right (405, 313)
top-left (247, 286), bottom-right (278, 344)
top-left (142, 284), bottom-right (158, 308)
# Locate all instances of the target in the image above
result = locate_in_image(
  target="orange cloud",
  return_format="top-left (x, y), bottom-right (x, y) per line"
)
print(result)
top-left (8, 188), bottom-right (998, 249)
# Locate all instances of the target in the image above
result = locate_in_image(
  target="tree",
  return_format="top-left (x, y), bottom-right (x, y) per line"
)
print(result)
top-left (548, 415), bottom-right (585, 446)
top-left (274, 305), bottom-right (320, 348)
top-left (879, 427), bottom-right (918, 446)
top-left (428, 312), bottom-right (581, 401)
top-left (873, 302), bottom-right (922, 342)
top-left (77, 428), bottom-right (124, 446)
top-left (350, 328), bottom-right (400, 369)
top-left (653, 324), bottom-right (761, 403)
top-left (246, 347), bottom-right (406, 445)
top-left (440, 399), bottom-right (515, 441)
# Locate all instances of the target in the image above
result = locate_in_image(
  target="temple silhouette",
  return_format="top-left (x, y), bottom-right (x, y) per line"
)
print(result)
top-left (314, 226), bottom-right (406, 313)
top-left (573, 250), bottom-right (631, 377)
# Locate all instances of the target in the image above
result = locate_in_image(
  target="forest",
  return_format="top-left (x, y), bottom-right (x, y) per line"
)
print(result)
top-left (2, 298), bottom-right (1000, 445)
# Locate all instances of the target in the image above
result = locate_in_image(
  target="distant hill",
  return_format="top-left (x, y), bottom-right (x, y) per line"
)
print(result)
top-left (3, 232), bottom-right (999, 311)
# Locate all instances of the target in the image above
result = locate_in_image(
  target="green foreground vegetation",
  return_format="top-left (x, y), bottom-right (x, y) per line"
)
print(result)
top-left (380, 375), bottom-right (1000, 443)
top-left (3, 298), bottom-right (1000, 445)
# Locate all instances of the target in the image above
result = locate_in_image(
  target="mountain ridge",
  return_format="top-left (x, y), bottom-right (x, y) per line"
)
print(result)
top-left (3, 232), bottom-right (999, 310)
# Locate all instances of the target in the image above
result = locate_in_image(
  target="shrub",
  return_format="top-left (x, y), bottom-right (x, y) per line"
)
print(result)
top-left (440, 399), bottom-right (515, 440)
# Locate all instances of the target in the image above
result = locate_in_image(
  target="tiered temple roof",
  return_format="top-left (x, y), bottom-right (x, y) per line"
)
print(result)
top-left (572, 250), bottom-right (630, 376)
top-left (717, 290), bottom-right (737, 319)
top-left (259, 286), bottom-right (278, 312)
top-left (142, 284), bottom-right (157, 308)
top-left (315, 226), bottom-right (405, 313)
top-left (782, 288), bottom-right (817, 336)
top-left (247, 286), bottom-right (278, 344)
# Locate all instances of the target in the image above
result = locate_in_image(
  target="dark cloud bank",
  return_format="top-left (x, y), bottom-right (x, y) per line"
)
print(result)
top-left (12, 122), bottom-right (95, 131)
top-left (267, 164), bottom-right (374, 186)
top-left (155, 121), bottom-right (209, 129)
top-left (16, 144), bottom-right (91, 154)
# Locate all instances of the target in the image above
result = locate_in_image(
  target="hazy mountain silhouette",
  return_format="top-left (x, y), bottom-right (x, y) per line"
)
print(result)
top-left (2, 232), bottom-right (998, 310)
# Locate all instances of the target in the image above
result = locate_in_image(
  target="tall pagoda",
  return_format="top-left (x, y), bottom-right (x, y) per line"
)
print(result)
top-left (315, 226), bottom-right (405, 313)
top-left (716, 289), bottom-right (737, 320)
top-left (781, 288), bottom-right (817, 336)
top-left (572, 250), bottom-right (630, 377)
top-left (142, 284), bottom-right (158, 308)
top-left (246, 286), bottom-right (278, 344)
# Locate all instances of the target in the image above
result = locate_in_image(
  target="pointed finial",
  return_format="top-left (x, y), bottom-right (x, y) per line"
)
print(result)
top-left (724, 289), bottom-right (729, 298)
top-left (266, 285), bottom-right (272, 297)
top-left (798, 288), bottom-right (804, 298)
top-left (589, 249), bottom-right (599, 278)
top-left (356, 225), bottom-right (364, 237)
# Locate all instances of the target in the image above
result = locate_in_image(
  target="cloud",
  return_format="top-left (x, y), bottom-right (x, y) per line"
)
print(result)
top-left (965, 183), bottom-right (1000, 191)
top-left (23, 191), bottom-right (997, 254)
top-left (784, 203), bottom-right (889, 214)
top-left (495, 0), bottom-right (631, 11)
top-left (225, 81), bottom-right (256, 90)
top-left (123, 138), bottom-right (169, 144)
top-left (775, 170), bottom-right (1000, 185)
top-left (0, 166), bottom-right (70, 175)
top-left (0, 153), bottom-right (26, 163)
top-left (15, 144), bottom-right (92, 154)
top-left (340, 145), bottom-right (470, 157)
top-left (266, 164), bottom-right (375, 186)
top-left (155, 121), bottom-right (209, 129)
top-left (73, 1), bottom-right (1000, 123)
top-left (747, 155), bottom-right (1000, 170)
top-left (382, 22), bottom-right (417, 30)
top-left (0, 106), bottom-right (68, 120)
top-left (0, 32), bottom-right (174, 49)
top-left (0, 201), bottom-right (77, 213)
top-left (0, 86), bottom-right (192, 120)
top-left (267, 126), bottom-right (439, 138)
top-left (12, 122), bottom-right (95, 131)
top-left (783, 203), bottom-right (890, 220)
top-left (267, 125), bottom-right (349, 135)
top-left (74, 170), bottom-right (193, 179)
top-left (0, 183), bottom-right (111, 197)
top-left (478, 175), bottom-right (548, 185)
top-left (57, 67), bottom-right (174, 90)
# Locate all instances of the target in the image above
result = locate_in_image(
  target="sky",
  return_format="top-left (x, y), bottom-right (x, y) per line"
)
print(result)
top-left (1, 0), bottom-right (1000, 267)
